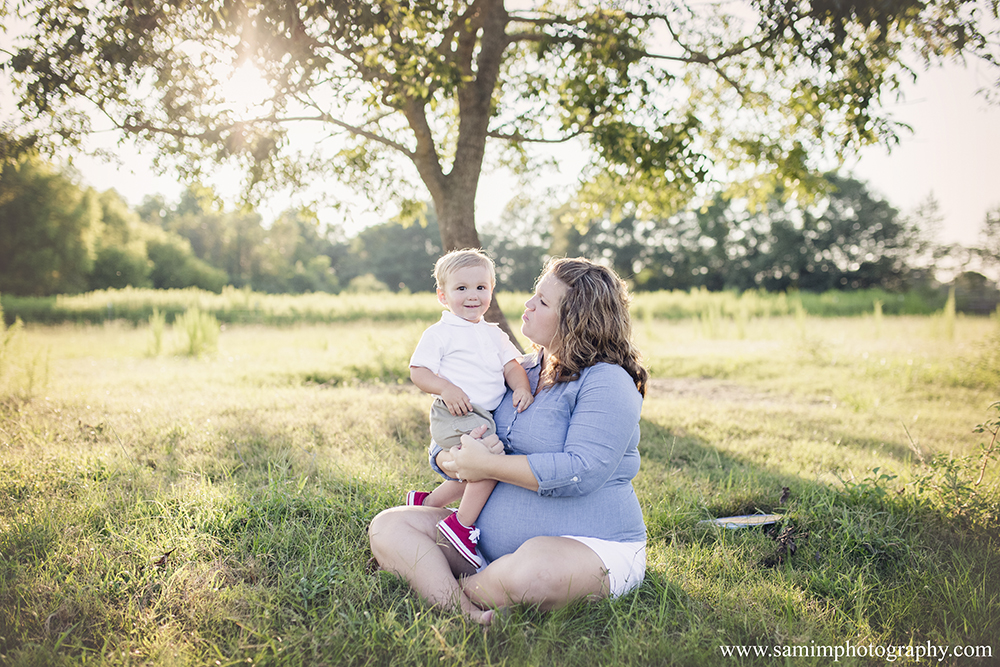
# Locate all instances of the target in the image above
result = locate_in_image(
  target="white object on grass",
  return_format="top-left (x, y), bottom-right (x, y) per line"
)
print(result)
top-left (697, 514), bottom-right (782, 529)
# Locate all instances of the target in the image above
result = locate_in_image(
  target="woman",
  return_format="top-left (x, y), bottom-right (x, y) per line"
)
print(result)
top-left (368, 257), bottom-right (649, 624)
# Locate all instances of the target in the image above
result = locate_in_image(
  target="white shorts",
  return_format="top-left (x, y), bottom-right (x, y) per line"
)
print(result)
top-left (475, 536), bottom-right (647, 597)
top-left (564, 535), bottom-right (646, 597)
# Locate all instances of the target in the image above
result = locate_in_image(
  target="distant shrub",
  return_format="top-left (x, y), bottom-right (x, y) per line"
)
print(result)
top-left (147, 237), bottom-right (228, 293)
top-left (89, 244), bottom-right (153, 290)
top-left (344, 274), bottom-right (391, 294)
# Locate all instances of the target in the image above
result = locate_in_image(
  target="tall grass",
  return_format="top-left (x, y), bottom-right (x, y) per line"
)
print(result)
top-left (1, 314), bottom-right (998, 665)
top-left (2, 286), bottom-right (949, 327)
top-left (174, 307), bottom-right (220, 357)
top-left (872, 299), bottom-right (883, 339)
top-left (0, 287), bottom-right (448, 327)
top-left (0, 300), bottom-right (47, 403)
top-left (942, 286), bottom-right (957, 341)
top-left (146, 308), bottom-right (166, 356)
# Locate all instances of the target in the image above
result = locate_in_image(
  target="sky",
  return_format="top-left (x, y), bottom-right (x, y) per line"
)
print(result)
top-left (846, 61), bottom-right (1000, 247)
top-left (3, 46), bottom-right (998, 247)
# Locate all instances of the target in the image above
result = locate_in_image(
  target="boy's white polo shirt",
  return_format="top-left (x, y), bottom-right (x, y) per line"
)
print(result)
top-left (409, 311), bottom-right (521, 411)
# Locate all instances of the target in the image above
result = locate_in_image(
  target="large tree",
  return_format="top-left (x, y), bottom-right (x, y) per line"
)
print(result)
top-left (3, 0), bottom-right (997, 323)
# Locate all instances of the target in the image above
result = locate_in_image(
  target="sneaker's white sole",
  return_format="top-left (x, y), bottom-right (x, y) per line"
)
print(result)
top-left (438, 520), bottom-right (484, 568)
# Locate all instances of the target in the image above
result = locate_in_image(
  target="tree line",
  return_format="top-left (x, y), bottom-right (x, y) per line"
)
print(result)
top-left (1, 155), bottom-right (998, 303)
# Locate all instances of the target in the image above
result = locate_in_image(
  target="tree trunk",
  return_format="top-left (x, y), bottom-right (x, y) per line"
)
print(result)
top-left (404, 0), bottom-right (523, 350)
top-left (434, 179), bottom-right (524, 352)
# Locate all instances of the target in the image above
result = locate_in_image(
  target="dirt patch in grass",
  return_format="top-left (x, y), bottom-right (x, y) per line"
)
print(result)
top-left (647, 377), bottom-right (797, 407)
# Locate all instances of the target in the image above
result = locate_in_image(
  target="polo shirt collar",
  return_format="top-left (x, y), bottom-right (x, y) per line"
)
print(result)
top-left (440, 310), bottom-right (477, 327)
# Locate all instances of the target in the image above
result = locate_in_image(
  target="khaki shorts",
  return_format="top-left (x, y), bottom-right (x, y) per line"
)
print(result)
top-left (429, 398), bottom-right (497, 450)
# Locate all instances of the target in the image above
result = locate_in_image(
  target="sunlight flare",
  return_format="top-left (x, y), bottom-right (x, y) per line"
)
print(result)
top-left (219, 62), bottom-right (271, 113)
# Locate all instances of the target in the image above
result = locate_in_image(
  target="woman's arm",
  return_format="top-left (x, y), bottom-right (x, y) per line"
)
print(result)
top-left (440, 435), bottom-right (540, 492)
top-left (440, 366), bottom-right (641, 497)
top-left (524, 364), bottom-right (643, 497)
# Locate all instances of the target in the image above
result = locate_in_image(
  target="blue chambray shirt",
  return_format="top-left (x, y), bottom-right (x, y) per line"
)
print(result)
top-left (430, 353), bottom-right (647, 563)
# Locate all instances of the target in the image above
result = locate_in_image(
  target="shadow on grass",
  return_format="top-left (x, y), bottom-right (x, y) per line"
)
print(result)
top-left (637, 419), bottom-right (803, 520)
top-left (0, 424), bottom-right (414, 665)
top-left (4, 400), bottom-right (1000, 666)
top-left (636, 417), bottom-right (1000, 654)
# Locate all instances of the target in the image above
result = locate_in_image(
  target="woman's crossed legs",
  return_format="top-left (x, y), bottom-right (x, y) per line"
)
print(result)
top-left (368, 505), bottom-right (610, 624)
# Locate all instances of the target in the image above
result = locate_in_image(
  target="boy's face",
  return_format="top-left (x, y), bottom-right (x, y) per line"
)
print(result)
top-left (437, 264), bottom-right (494, 323)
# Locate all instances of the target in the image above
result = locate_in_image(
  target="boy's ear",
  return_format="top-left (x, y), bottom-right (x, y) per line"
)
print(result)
top-left (436, 287), bottom-right (447, 305)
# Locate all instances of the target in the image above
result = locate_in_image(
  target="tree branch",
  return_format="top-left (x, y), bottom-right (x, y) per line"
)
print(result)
top-left (119, 111), bottom-right (414, 159)
top-left (435, 0), bottom-right (490, 62)
top-left (504, 5), bottom-right (774, 96)
top-left (309, 113), bottom-right (414, 158)
top-left (402, 97), bottom-right (446, 198)
top-left (451, 0), bottom-right (507, 191)
top-left (485, 127), bottom-right (588, 143)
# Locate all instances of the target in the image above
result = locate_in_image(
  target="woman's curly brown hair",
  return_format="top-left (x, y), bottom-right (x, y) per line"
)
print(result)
top-left (538, 257), bottom-right (648, 397)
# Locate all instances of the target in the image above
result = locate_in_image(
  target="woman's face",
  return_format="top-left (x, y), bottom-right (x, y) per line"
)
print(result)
top-left (521, 272), bottom-right (568, 348)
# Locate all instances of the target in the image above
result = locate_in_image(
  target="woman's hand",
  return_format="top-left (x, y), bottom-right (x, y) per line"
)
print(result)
top-left (436, 425), bottom-right (538, 491)
top-left (455, 423), bottom-right (504, 455)
top-left (447, 435), bottom-right (502, 482)
top-left (436, 424), bottom-right (504, 481)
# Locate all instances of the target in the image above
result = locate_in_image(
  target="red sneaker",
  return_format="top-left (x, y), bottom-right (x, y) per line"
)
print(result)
top-left (405, 491), bottom-right (430, 506)
top-left (437, 512), bottom-right (484, 568)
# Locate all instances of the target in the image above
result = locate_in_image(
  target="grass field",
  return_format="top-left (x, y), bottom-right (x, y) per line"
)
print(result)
top-left (1, 308), bottom-right (999, 666)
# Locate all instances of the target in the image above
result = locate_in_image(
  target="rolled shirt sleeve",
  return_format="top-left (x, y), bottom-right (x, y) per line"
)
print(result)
top-left (521, 364), bottom-right (643, 497)
top-left (427, 440), bottom-right (457, 481)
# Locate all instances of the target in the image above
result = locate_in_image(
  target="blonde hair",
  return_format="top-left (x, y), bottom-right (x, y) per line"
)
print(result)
top-left (433, 249), bottom-right (496, 289)
top-left (539, 257), bottom-right (648, 397)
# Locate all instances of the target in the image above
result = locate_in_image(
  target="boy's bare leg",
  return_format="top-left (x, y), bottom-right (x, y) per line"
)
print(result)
top-left (455, 479), bottom-right (497, 527)
top-left (423, 479), bottom-right (465, 507)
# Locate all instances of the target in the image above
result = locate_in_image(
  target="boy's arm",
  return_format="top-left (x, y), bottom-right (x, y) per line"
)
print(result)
top-left (410, 365), bottom-right (472, 415)
top-left (503, 359), bottom-right (534, 412)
